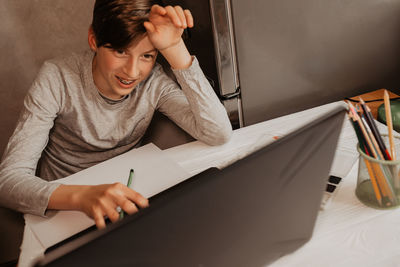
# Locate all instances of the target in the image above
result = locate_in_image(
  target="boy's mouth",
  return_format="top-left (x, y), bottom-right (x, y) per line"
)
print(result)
top-left (116, 75), bottom-right (135, 85)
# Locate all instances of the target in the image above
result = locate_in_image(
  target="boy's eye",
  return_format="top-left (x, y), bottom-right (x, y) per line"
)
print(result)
top-left (143, 54), bottom-right (155, 60)
top-left (104, 45), bottom-right (127, 56)
top-left (116, 49), bottom-right (126, 55)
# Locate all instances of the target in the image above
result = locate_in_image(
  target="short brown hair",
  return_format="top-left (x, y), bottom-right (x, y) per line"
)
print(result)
top-left (92, 0), bottom-right (158, 50)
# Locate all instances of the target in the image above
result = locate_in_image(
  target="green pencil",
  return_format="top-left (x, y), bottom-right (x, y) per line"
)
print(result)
top-left (119, 169), bottom-right (134, 220)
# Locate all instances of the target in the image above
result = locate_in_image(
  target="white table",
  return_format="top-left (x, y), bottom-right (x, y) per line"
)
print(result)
top-left (270, 160), bottom-right (400, 267)
top-left (19, 101), bottom-right (400, 267)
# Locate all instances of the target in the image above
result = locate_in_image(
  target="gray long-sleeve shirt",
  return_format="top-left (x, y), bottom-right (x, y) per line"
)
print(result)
top-left (0, 50), bottom-right (232, 216)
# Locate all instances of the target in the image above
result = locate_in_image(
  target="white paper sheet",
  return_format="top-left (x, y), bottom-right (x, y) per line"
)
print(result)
top-left (24, 143), bottom-right (191, 249)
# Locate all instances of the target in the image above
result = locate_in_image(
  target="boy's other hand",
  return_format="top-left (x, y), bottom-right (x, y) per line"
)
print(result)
top-left (144, 5), bottom-right (194, 52)
top-left (77, 183), bottom-right (149, 229)
top-left (48, 183), bottom-right (149, 229)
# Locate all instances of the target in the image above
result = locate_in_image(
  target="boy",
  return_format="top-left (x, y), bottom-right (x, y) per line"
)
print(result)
top-left (0, 0), bottom-right (232, 229)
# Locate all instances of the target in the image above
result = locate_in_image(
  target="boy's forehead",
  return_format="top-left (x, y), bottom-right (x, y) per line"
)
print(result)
top-left (126, 35), bottom-right (156, 53)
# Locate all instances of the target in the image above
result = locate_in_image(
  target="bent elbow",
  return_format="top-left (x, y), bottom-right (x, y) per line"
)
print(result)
top-left (205, 124), bottom-right (233, 146)
top-left (216, 127), bottom-right (233, 145)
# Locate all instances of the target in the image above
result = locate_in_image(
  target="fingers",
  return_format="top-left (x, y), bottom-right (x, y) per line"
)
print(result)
top-left (151, 4), bottom-right (167, 16)
top-left (93, 206), bottom-right (106, 229)
top-left (122, 185), bottom-right (149, 209)
top-left (119, 198), bottom-right (139, 215)
top-left (149, 4), bottom-right (194, 29)
top-left (184, 9), bottom-right (194, 28)
top-left (101, 197), bottom-right (120, 223)
top-left (83, 183), bottom-right (149, 229)
top-left (174, 6), bottom-right (187, 28)
top-left (143, 21), bottom-right (156, 33)
top-left (105, 183), bottom-right (148, 214)
top-left (165, 6), bottom-right (182, 27)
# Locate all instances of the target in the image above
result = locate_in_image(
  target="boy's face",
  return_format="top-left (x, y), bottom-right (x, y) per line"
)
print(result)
top-left (89, 30), bottom-right (158, 100)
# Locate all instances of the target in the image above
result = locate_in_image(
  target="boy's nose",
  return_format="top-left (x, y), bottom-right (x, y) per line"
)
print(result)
top-left (124, 58), bottom-right (140, 78)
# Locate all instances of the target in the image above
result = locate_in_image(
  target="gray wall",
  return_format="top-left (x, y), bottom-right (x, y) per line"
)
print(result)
top-left (0, 0), bottom-right (95, 159)
top-left (0, 1), bottom-right (94, 263)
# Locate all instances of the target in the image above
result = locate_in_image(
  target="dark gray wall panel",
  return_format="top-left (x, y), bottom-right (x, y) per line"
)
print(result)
top-left (231, 0), bottom-right (400, 125)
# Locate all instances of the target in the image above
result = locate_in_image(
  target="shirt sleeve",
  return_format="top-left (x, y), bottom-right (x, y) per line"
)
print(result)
top-left (156, 56), bottom-right (232, 146)
top-left (0, 61), bottom-right (63, 216)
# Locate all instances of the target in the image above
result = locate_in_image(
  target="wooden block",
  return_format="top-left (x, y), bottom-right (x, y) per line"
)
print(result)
top-left (348, 89), bottom-right (399, 119)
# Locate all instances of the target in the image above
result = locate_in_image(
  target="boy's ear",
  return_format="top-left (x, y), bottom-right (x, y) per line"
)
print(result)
top-left (88, 26), bottom-right (98, 52)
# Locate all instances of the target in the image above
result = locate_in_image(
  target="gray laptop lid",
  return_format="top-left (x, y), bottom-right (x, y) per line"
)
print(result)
top-left (36, 106), bottom-right (346, 267)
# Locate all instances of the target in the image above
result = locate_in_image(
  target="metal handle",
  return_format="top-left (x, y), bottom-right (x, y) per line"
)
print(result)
top-left (209, 0), bottom-right (240, 96)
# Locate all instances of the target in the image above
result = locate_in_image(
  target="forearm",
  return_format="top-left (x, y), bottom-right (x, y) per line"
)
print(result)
top-left (0, 60), bottom-right (64, 215)
top-left (48, 183), bottom-right (149, 229)
top-left (0, 109), bottom-right (59, 215)
top-left (0, 165), bottom-right (61, 215)
top-left (159, 38), bottom-right (192, 70)
top-left (162, 57), bottom-right (232, 145)
top-left (47, 184), bottom-right (85, 211)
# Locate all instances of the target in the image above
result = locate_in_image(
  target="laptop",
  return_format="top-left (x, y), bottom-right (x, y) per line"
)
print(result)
top-left (35, 105), bottom-right (346, 267)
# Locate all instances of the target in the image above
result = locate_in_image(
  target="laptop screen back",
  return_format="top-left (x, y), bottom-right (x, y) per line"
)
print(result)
top-left (37, 106), bottom-right (346, 267)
